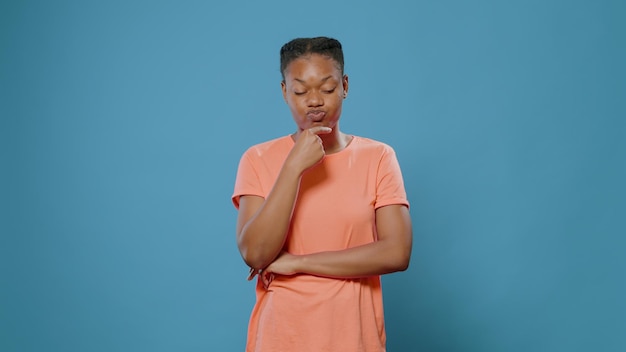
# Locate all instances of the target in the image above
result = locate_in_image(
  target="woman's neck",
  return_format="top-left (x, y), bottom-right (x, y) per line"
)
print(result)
top-left (319, 131), bottom-right (350, 154)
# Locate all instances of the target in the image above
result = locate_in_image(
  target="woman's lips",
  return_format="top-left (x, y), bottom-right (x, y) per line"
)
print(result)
top-left (307, 110), bottom-right (326, 121)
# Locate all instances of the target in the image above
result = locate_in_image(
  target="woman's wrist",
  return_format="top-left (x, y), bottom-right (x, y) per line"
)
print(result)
top-left (293, 254), bottom-right (307, 274)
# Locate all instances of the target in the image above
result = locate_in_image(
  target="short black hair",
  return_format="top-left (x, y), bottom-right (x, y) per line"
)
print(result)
top-left (279, 37), bottom-right (344, 80)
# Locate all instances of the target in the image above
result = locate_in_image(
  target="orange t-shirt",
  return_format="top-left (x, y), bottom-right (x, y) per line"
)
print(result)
top-left (232, 135), bottom-right (409, 352)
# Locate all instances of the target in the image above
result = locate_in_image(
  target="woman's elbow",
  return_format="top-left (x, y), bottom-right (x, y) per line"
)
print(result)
top-left (239, 247), bottom-right (264, 270)
top-left (391, 246), bottom-right (412, 272)
top-left (393, 254), bottom-right (411, 272)
top-left (238, 244), bottom-right (274, 270)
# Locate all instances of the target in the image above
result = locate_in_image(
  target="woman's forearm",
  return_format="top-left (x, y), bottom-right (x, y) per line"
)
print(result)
top-left (295, 238), bottom-right (411, 278)
top-left (265, 205), bottom-right (413, 279)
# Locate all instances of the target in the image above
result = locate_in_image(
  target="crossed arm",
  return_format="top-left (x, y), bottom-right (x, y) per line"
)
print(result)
top-left (236, 177), bottom-right (412, 281)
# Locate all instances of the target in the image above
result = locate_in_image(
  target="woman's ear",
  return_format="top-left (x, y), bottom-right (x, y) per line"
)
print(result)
top-left (281, 80), bottom-right (288, 102)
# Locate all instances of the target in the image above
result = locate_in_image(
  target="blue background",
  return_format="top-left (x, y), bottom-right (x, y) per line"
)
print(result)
top-left (2, 1), bottom-right (625, 351)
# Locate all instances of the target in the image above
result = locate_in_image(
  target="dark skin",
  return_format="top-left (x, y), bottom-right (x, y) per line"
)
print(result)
top-left (281, 53), bottom-right (351, 154)
top-left (236, 54), bottom-right (412, 287)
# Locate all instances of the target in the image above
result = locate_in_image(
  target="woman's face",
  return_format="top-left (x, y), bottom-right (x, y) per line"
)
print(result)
top-left (281, 54), bottom-right (348, 132)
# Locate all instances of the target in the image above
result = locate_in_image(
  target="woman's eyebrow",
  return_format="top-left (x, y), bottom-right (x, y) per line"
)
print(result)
top-left (293, 75), bottom-right (334, 84)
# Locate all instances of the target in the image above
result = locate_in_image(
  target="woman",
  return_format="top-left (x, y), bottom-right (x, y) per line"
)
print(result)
top-left (232, 36), bottom-right (412, 352)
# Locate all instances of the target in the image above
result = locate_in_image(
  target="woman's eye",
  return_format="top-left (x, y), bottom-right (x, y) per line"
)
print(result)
top-left (294, 91), bottom-right (306, 96)
top-left (322, 88), bottom-right (336, 94)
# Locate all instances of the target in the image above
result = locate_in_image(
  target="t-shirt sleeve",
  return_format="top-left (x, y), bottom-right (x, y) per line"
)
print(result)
top-left (232, 151), bottom-right (264, 209)
top-left (375, 146), bottom-right (410, 209)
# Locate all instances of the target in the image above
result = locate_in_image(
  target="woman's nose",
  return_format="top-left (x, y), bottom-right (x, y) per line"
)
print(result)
top-left (307, 92), bottom-right (323, 107)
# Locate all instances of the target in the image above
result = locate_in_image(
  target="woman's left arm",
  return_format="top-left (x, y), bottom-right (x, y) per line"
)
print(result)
top-left (264, 204), bottom-right (412, 279)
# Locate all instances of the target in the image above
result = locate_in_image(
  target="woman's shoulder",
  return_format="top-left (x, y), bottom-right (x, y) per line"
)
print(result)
top-left (243, 135), bottom-right (292, 158)
top-left (350, 135), bottom-right (396, 154)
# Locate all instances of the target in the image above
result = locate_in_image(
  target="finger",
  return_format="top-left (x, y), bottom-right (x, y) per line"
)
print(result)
top-left (247, 268), bottom-right (258, 281)
top-left (308, 126), bottom-right (332, 135)
top-left (261, 271), bottom-right (271, 289)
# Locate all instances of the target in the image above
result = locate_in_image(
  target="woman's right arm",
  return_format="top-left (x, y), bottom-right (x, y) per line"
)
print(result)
top-left (236, 166), bottom-right (302, 270)
top-left (236, 127), bottom-right (331, 269)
